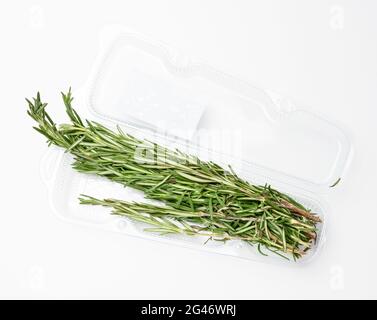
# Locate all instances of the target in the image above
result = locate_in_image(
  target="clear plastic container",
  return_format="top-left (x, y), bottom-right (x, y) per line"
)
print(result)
top-left (40, 25), bottom-right (352, 265)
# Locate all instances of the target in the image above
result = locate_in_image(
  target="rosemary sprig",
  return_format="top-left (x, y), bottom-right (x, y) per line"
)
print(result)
top-left (79, 195), bottom-right (314, 258)
top-left (27, 89), bottom-right (322, 260)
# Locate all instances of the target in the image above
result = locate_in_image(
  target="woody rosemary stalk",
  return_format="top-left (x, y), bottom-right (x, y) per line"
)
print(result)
top-left (27, 89), bottom-right (322, 260)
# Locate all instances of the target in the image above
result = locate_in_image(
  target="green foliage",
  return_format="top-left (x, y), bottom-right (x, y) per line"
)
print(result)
top-left (27, 90), bottom-right (322, 260)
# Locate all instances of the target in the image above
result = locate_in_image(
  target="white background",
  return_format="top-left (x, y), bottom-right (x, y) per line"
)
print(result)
top-left (0, 0), bottom-right (376, 299)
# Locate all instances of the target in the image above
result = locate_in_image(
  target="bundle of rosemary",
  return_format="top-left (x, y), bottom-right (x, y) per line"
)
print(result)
top-left (27, 89), bottom-right (321, 260)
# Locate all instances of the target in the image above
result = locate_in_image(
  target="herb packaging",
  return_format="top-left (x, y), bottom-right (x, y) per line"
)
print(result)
top-left (39, 25), bottom-right (352, 264)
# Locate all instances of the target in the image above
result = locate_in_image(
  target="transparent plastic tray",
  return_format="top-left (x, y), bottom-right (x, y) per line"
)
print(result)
top-left (40, 25), bottom-right (352, 265)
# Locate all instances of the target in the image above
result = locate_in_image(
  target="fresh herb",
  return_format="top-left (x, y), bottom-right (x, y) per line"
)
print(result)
top-left (27, 89), bottom-right (322, 260)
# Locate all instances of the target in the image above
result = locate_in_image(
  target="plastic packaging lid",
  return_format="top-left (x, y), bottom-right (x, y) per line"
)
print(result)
top-left (86, 26), bottom-right (352, 196)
